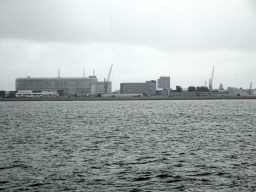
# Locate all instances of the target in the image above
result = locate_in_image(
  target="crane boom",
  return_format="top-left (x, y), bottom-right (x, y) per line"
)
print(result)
top-left (104, 64), bottom-right (113, 93)
top-left (107, 64), bottom-right (113, 82)
top-left (209, 66), bottom-right (215, 90)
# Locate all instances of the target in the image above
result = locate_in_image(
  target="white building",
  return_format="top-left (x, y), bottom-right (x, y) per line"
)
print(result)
top-left (16, 90), bottom-right (59, 97)
top-left (227, 87), bottom-right (248, 96)
top-left (157, 76), bottom-right (170, 89)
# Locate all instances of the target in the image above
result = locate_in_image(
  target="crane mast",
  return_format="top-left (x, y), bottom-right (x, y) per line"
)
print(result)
top-left (209, 66), bottom-right (215, 90)
top-left (249, 82), bottom-right (252, 95)
top-left (104, 64), bottom-right (113, 94)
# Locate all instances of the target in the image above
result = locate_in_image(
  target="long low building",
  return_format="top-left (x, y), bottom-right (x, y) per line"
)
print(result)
top-left (169, 91), bottom-right (233, 97)
top-left (16, 90), bottom-right (60, 97)
top-left (16, 76), bottom-right (111, 96)
top-left (120, 80), bottom-right (156, 95)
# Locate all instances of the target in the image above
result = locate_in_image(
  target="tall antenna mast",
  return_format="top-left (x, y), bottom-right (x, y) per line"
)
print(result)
top-left (93, 69), bottom-right (95, 76)
top-left (83, 68), bottom-right (85, 78)
top-left (58, 68), bottom-right (60, 78)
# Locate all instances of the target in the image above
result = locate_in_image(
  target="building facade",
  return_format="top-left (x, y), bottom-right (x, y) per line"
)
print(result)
top-left (120, 80), bottom-right (156, 95)
top-left (0, 91), bottom-right (5, 98)
top-left (157, 76), bottom-right (170, 89)
top-left (16, 76), bottom-right (111, 96)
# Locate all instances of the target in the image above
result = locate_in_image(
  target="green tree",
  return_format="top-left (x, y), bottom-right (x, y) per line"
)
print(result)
top-left (176, 86), bottom-right (182, 92)
top-left (188, 86), bottom-right (196, 92)
top-left (197, 86), bottom-right (210, 92)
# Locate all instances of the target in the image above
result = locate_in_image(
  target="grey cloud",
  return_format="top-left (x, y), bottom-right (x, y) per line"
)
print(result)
top-left (1, 0), bottom-right (256, 52)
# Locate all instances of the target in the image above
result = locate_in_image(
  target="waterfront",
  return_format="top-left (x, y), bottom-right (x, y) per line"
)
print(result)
top-left (0, 100), bottom-right (256, 191)
top-left (1, 95), bottom-right (256, 101)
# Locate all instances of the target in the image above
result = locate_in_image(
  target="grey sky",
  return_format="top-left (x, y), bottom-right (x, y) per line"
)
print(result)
top-left (1, 0), bottom-right (256, 91)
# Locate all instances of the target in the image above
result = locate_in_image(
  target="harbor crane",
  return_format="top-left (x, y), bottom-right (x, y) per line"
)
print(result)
top-left (209, 66), bottom-right (215, 90)
top-left (104, 64), bottom-right (113, 94)
top-left (249, 82), bottom-right (252, 95)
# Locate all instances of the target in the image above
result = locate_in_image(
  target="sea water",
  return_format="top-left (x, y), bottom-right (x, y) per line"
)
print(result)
top-left (0, 100), bottom-right (256, 191)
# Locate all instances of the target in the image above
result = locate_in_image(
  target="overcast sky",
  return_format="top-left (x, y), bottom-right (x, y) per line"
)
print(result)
top-left (1, 0), bottom-right (256, 91)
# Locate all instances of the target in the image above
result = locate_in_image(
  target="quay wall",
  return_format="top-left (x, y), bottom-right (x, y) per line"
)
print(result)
top-left (1, 96), bottom-right (256, 101)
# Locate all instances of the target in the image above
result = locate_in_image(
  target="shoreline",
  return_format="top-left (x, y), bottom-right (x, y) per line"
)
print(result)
top-left (1, 96), bottom-right (256, 101)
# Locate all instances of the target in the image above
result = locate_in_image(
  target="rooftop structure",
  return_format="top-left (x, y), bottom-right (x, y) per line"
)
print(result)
top-left (219, 83), bottom-right (224, 90)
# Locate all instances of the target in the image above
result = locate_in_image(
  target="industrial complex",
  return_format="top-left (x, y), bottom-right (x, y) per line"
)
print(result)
top-left (11, 65), bottom-right (113, 97)
top-left (0, 66), bottom-right (255, 98)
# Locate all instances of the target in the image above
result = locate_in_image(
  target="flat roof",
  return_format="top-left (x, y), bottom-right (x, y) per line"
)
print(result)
top-left (16, 77), bottom-right (96, 79)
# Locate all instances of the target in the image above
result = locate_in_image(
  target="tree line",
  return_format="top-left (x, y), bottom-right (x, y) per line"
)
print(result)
top-left (174, 86), bottom-right (210, 92)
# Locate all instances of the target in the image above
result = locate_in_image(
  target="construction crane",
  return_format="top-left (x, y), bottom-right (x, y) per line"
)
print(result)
top-left (104, 64), bottom-right (113, 94)
top-left (209, 66), bottom-right (215, 90)
top-left (249, 82), bottom-right (252, 95)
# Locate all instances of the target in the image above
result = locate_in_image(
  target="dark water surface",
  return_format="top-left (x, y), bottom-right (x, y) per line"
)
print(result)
top-left (0, 100), bottom-right (256, 191)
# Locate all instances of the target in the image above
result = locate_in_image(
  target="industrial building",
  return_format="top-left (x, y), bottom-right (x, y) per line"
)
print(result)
top-left (4, 91), bottom-right (17, 98)
top-left (120, 80), bottom-right (156, 95)
top-left (157, 76), bottom-right (170, 89)
top-left (227, 87), bottom-right (249, 96)
top-left (15, 90), bottom-right (60, 97)
top-left (15, 76), bottom-right (111, 96)
top-left (0, 91), bottom-right (5, 98)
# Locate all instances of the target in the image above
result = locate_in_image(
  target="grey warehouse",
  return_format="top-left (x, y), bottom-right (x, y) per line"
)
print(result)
top-left (15, 76), bottom-right (111, 97)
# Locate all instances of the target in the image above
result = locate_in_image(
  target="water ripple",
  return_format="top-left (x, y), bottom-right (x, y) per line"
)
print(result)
top-left (0, 100), bottom-right (256, 191)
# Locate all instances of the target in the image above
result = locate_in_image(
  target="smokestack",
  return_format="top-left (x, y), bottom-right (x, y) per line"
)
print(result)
top-left (58, 68), bottom-right (60, 78)
top-left (83, 68), bottom-right (85, 78)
